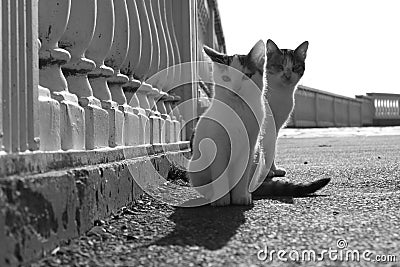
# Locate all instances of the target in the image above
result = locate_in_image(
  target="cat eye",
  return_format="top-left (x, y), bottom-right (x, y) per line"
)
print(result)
top-left (293, 65), bottom-right (304, 73)
top-left (243, 73), bottom-right (253, 79)
top-left (222, 75), bottom-right (231, 82)
top-left (273, 64), bottom-right (284, 71)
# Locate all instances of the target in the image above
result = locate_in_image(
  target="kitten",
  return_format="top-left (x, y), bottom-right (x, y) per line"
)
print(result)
top-left (253, 39), bottom-right (330, 196)
top-left (188, 40), bottom-right (266, 206)
top-left (265, 39), bottom-right (307, 177)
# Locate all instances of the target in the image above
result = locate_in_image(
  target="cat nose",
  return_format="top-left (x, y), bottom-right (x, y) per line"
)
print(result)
top-left (283, 71), bottom-right (291, 79)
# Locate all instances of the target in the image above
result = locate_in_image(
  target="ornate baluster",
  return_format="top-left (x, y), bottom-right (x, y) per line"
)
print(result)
top-left (151, 0), bottom-right (168, 89)
top-left (151, 0), bottom-right (173, 144)
top-left (104, 0), bottom-right (133, 147)
top-left (122, 0), bottom-right (149, 145)
top-left (160, 0), bottom-right (175, 93)
top-left (171, 95), bottom-right (186, 141)
top-left (139, 0), bottom-right (162, 145)
top-left (164, 94), bottom-right (179, 142)
top-left (170, 1), bottom-right (196, 141)
top-left (37, 38), bottom-right (61, 151)
top-left (397, 99), bottom-right (400, 117)
top-left (147, 87), bottom-right (162, 144)
top-left (166, 0), bottom-right (182, 90)
top-left (60, 0), bottom-right (110, 150)
top-left (40, 0), bottom-right (86, 150)
top-left (166, 0), bottom-right (182, 142)
top-left (156, 91), bottom-right (173, 143)
top-left (134, 0), bottom-right (153, 145)
top-left (120, 0), bottom-right (143, 146)
top-left (38, 0), bottom-right (73, 150)
top-left (86, 0), bottom-right (120, 148)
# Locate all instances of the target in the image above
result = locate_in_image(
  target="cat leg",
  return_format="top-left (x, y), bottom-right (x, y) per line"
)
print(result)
top-left (267, 133), bottom-right (286, 178)
top-left (210, 151), bottom-right (231, 206)
top-left (210, 172), bottom-right (231, 206)
top-left (188, 137), bottom-right (214, 201)
top-left (189, 160), bottom-right (230, 206)
top-left (231, 160), bottom-right (252, 205)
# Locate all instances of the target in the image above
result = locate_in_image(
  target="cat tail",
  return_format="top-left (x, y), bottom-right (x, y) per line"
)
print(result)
top-left (252, 178), bottom-right (331, 197)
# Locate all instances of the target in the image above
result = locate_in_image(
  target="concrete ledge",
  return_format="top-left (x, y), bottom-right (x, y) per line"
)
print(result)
top-left (0, 143), bottom-right (190, 266)
top-left (373, 118), bottom-right (400, 126)
top-left (0, 142), bottom-right (189, 178)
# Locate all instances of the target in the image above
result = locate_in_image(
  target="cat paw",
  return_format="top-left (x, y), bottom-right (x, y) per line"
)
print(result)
top-left (211, 193), bottom-right (231, 206)
top-left (267, 168), bottom-right (286, 178)
top-left (267, 169), bottom-right (275, 178)
top-left (231, 193), bottom-right (252, 206)
top-left (273, 168), bottom-right (286, 177)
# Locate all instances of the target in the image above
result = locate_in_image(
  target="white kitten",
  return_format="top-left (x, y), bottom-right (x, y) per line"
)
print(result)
top-left (189, 40), bottom-right (266, 206)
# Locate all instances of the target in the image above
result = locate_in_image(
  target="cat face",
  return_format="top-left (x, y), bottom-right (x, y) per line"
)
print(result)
top-left (266, 39), bottom-right (308, 88)
top-left (203, 40), bottom-right (266, 94)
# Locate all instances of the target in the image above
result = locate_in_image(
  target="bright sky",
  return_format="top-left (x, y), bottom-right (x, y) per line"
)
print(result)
top-left (217, 0), bottom-right (400, 98)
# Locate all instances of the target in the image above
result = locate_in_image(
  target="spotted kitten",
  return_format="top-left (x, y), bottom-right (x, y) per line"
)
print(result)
top-left (253, 39), bottom-right (330, 196)
top-left (265, 39), bottom-right (308, 177)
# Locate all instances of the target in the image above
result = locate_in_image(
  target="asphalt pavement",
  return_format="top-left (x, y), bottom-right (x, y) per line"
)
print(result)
top-left (32, 127), bottom-right (400, 267)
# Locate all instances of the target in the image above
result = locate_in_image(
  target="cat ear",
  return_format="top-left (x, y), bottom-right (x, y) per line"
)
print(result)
top-left (295, 41), bottom-right (309, 61)
top-left (266, 39), bottom-right (281, 55)
top-left (203, 45), bottom-right (227, 64)
top-left (247, 40), bottom-right (265, 69)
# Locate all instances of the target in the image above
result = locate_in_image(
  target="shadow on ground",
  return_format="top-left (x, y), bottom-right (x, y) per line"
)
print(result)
top-left (253, 194), bottom-right (329, 204)
top-left (149, 194), bottom-right (329, 250)
top-left (151, 205), bottom-right (252, 250)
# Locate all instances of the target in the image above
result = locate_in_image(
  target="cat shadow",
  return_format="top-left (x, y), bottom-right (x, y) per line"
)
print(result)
top-left (149, 204), bottom-right (252, 250)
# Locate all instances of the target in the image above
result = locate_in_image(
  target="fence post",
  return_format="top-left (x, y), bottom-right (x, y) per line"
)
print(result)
top-left (26, 0), bottom-right (40, 151)
top-left (2, 0), bottom-right (41, 152)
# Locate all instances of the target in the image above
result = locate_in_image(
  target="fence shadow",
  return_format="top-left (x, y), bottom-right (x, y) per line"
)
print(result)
top-left (151, 204), bottom-right (252, 250)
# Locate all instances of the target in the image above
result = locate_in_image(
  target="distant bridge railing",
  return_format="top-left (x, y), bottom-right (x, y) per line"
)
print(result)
top-left (287, 86), bottom-right (400, 128)
top-left (366, 93), bottom-right (400, 126)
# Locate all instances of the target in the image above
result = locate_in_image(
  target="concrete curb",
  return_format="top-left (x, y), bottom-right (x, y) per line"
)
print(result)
top-left (0, 143), bottom-right (190, 266)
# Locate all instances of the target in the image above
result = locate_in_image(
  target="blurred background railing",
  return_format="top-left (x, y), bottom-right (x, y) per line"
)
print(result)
top-left (366, 93), bottom-right (400, 126)
top-left (285, 86), bottom-right (400, 128)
